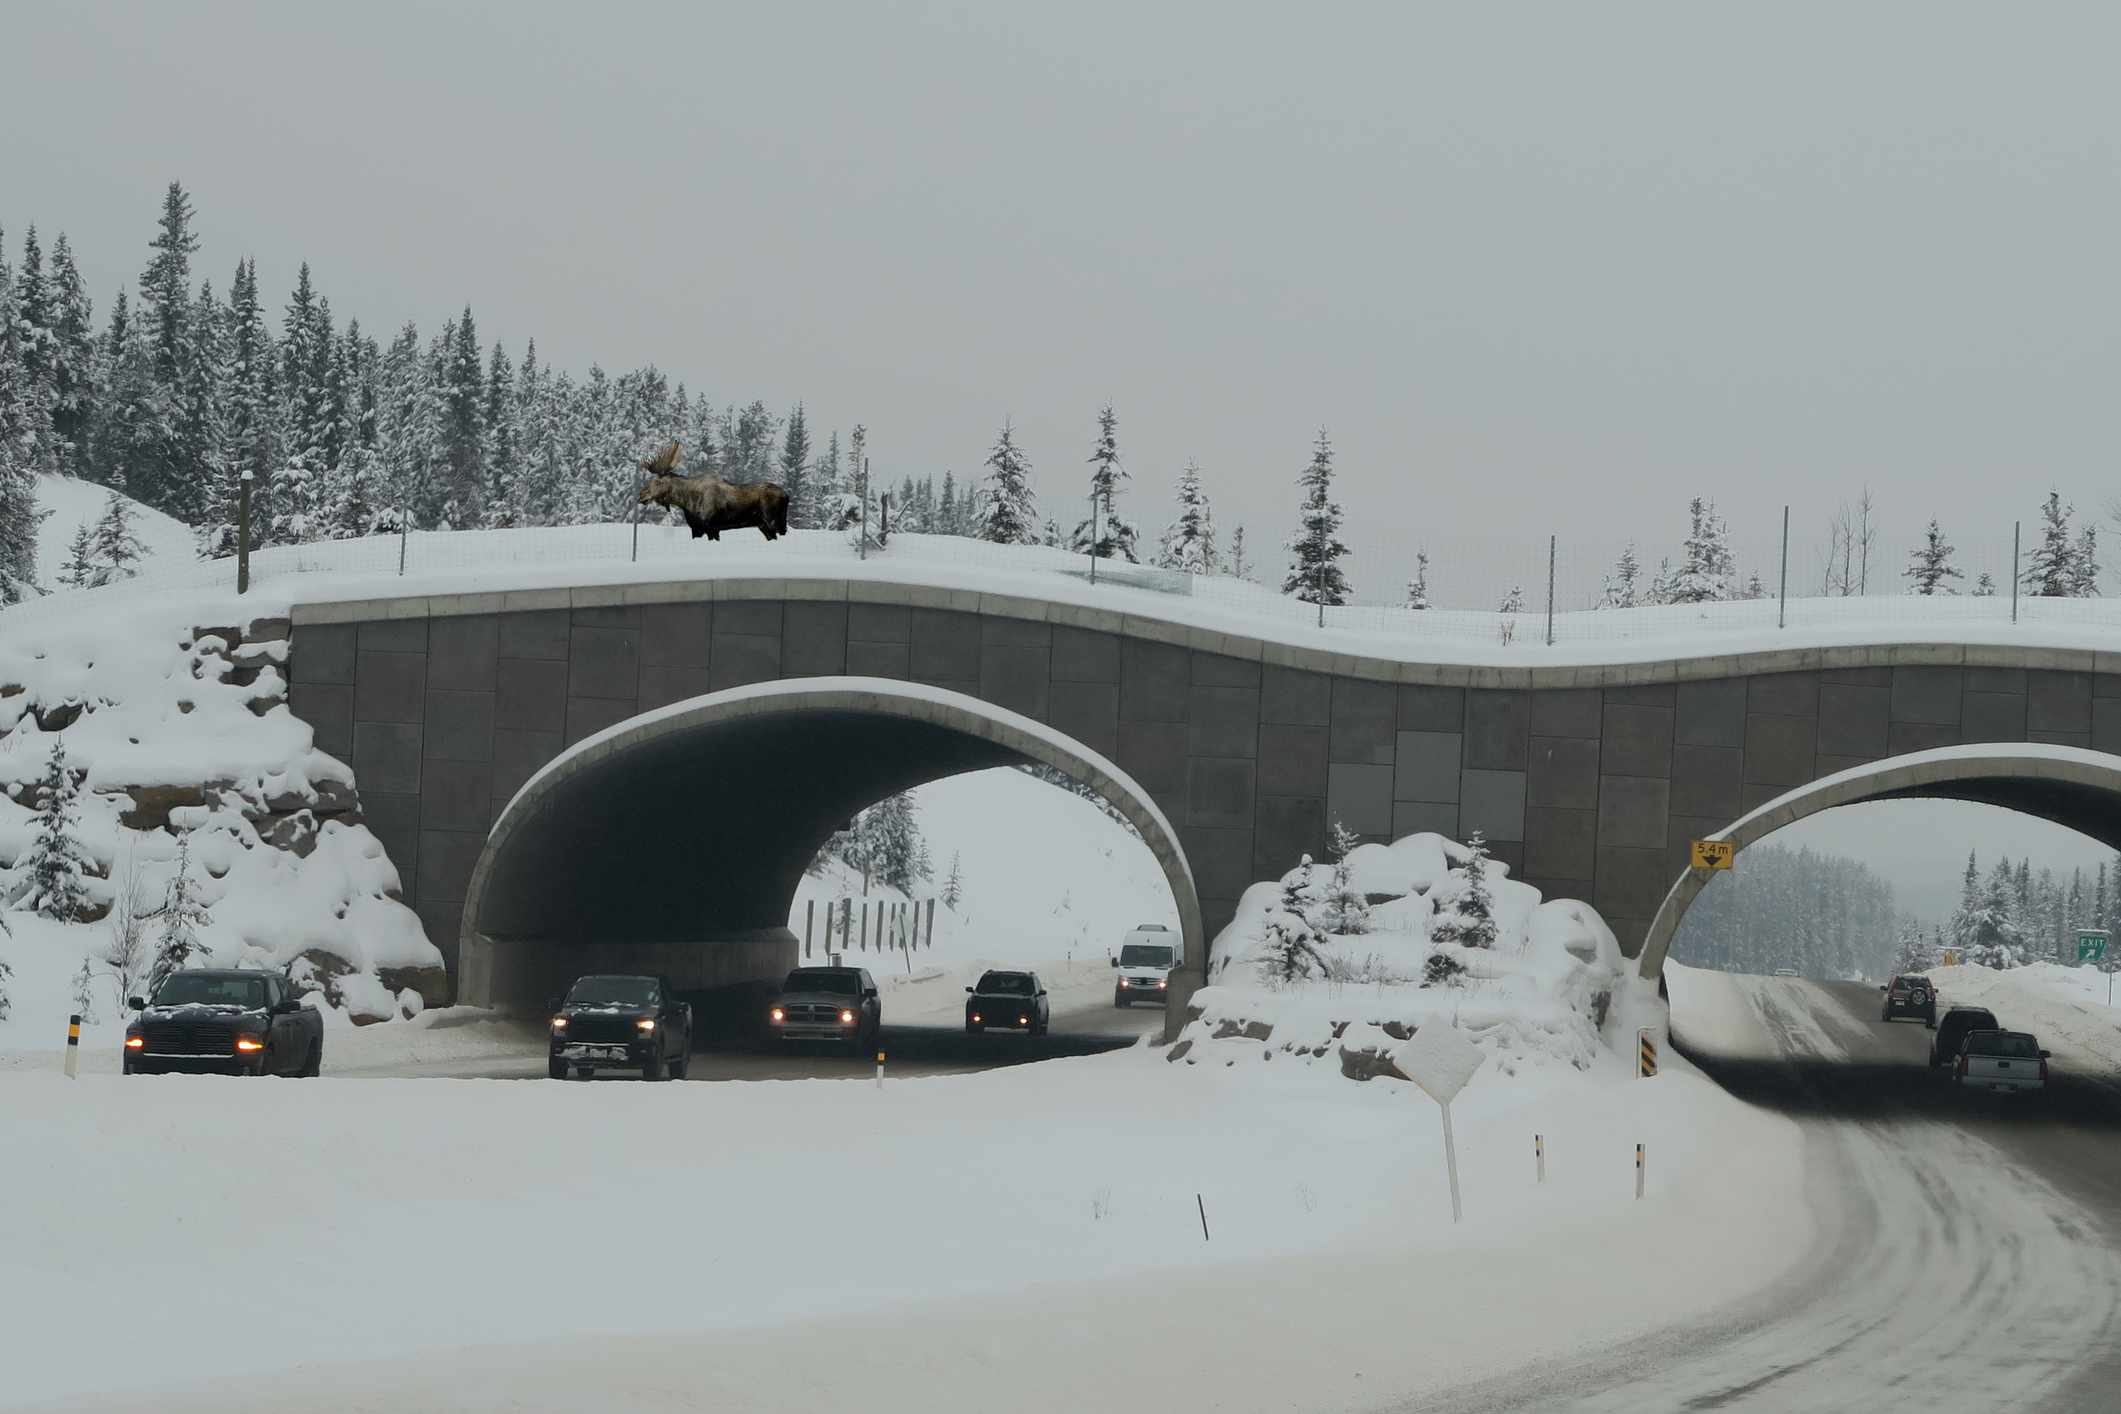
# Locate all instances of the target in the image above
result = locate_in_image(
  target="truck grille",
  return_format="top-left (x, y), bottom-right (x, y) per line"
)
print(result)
top-left (567, 1016), bottom-right (638, 1044)
top-left (784, 1003), bottom-right (848, 1025)
top-left (141, 1024), bottom-right (236, 1056)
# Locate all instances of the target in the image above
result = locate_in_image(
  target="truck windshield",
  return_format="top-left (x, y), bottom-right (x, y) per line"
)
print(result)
top-left (978, 974), bottom-right (1034, 994)
top-left (566, 977), bottom-right (658, 1005)
top-left (154, 975), bottom-right (268, 1008)
top-left (785, 971), bottom-right (859, 995)
top-left (1119, 945), bottom-right (1174, 968)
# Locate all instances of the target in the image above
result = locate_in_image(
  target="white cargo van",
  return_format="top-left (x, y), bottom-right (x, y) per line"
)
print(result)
top-left (1112, 924), bottom-right (1182, 1008)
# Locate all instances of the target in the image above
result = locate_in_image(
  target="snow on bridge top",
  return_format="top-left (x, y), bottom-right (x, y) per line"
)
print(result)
top-left (8, 522), bottom-right (2121, 687)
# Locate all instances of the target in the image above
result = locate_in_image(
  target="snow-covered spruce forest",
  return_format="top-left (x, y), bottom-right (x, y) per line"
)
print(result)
top-left (5, 182), bottom-right (2110, 613)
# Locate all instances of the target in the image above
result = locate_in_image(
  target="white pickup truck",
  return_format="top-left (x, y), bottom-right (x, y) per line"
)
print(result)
top-left (1952, 1029), bottom-right (2050, 1094)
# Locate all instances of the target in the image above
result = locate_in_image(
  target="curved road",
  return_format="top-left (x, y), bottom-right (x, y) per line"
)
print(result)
top-left (1409, 977), bottom-right (2121, 1413)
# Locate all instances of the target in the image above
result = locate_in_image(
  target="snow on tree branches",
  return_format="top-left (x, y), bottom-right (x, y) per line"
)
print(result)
top-left (1156, 458), bottom-right (1218, 574)
top-left (1071, 404), bottom-right (1138, 562)
top-left (1282, 429), bottom-right (1350, 606)
top-left (1904, 518), bottom-right (1963, 595)
top-left (975, 421), bottom-right (1037, 545)
top-left (1257, 856), bottom-right (1331, 983)
top-left (8, 738), bottom-right (93, 922)
top-left (1427, 831), bottom-right (1498, 949)
top-left (149, 832), bottom-right (211, 993)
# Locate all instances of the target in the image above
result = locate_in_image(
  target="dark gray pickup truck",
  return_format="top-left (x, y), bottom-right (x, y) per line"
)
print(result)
top-left (125, 969), bottom-right (324, 1077)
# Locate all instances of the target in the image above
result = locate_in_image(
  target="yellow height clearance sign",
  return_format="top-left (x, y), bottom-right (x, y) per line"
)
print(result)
top-left (1690, 839), bottom-right (1736, 870)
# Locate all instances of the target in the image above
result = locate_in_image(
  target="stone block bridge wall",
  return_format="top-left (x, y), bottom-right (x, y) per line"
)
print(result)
top-left (283, 579), bottom-right (2121, 978)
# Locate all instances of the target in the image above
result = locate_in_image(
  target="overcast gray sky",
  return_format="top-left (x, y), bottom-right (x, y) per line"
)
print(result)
top-left (7, 1), bottom-right (2118, 903)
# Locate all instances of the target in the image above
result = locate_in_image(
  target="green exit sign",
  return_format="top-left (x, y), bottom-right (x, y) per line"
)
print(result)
top-left (2078, 930), bottom-right (2109, 962)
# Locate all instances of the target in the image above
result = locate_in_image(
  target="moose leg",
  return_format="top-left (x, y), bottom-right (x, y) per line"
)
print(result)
top-left (683, 511), bottom-right (709, 539)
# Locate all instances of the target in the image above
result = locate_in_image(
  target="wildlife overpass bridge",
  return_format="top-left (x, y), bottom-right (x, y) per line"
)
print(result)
top-left (280, 575), bottom-right (2121, 1017)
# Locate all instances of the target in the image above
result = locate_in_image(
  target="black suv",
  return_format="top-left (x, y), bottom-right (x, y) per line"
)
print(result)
top-left (125, 969), bottom-right (324, 1076)
top-left (770, 966), bottom-right (882, 1051)
top-left (966, 970), bottom-right (1050, 1035)
top-left (1930, 1006), bottom-right (2001, 1069)
top-left (549, 975), bottom-right (692, 1080)
top-left (1880, 974), bottom-right (1937, 1025)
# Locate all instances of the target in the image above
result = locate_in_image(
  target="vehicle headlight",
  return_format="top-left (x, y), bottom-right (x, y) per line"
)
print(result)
top-left (235, 1036), bottom-right (266, 1053)
top-left (551, 1016), bottom-right (568, 1032)
top-left (839, 1009), bottom-right (855, 1025)
top-left (125, 1035), bottom-right (144, 1049)
top-left (1156, 978), bottom-right (1167, 988)
top-left (636, 1018), bottom-right (656, 1033)
top-left (770, 1007), bottom-right (785, 1023)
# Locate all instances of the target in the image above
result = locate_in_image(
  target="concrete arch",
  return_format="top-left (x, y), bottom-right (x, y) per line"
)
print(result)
top-left (1637, 745), bottom-right (2121, 979)
top-left (457, 676), bottom-right (1202, 1019)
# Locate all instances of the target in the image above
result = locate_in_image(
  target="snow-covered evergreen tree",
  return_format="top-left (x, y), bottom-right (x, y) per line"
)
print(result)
top-left (1904, 518), bottom-right (1963, 595)
top-left (57, 522), bottom-right (97, 589)
top-left (941, 851), bottom-right (964, 911)
top-left (779, 401), bottom-right (811, 528)
top-left (1499, 585), bottom-right (1524, 615)
top-left (0, 229), bottom-right (47, 603)
top-left (2022, 491), bottom-right (2079, 597)
top-left (1071, 404), bottom-right (1138, 561)
top-left (11, 738), bottom-right (92, 922)
top-left (47, 232), bottom-right (98, 478)
top-left (1257, 856), bottom-right (1330, 983)
top-left (1663, 498), bottom-right (1736, 604)
top-left (149, 832), bottom-right (210, 993)
top-left (1156, 459), bottom-right (1217, 573)
top-left (1972, 572), bottom-right (1997, 597)
top-left (1602, 543), bottom-right (1642, 608)
top-left (1281, 429), bottom-right (1351, 606)
top-left (1406, 551), bottom-right (1431, 609)
top-left (2070, 524), bottom-right (2101, 598)
top-left (132, 182), bottom-right (201, 516)
top-left (1228, 525), bottom-right (1254, 582)
top-left (1429, 833), bottom-right (1499, 948)
top-left (71, 956), bottom-right (99, 1025)
top-left (1319, 820), bottom-right (1370, 935)
top-left (1890, 922), bottom-right (1934, 974)
top-left (974, 421), bottom-right (1037, 544)
top-left (89, 491), bottom-right (146, 581)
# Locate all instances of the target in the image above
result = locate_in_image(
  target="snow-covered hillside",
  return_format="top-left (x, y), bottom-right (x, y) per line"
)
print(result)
top-left (0, 584), bottom-right (444, 1043)
top-left (32, 474), bottom-right (195, 591)
top-left (788, 767), bottom-right (1178, 972)
top-left (1181, 833), bottom-right (1637, 1078)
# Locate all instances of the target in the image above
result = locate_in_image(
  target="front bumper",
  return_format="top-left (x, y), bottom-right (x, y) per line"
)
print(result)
top-left (125, 1052), bottom-right (263, 1076)
top-left (968, 1011), bottom-right (1036, 1030)
top-left (1116, 979), bottom-right (1170, 1003)
top-left (553, 1041), bottom-right (657, 1068)
top-left (774, 1024), bottom-right (862, 1042)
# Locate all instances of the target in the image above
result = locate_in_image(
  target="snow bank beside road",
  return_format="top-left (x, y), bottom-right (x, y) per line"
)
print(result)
top-left (0, 1038), bottom-right (1810, 1412)
top-left (1925, 962), bottom-right (2121, 1070)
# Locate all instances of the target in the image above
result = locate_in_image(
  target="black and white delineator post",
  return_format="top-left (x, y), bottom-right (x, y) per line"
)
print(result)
top-left (64, 1014), bottom-right (81, 1079)
top-left (1391, 1022), bottom-right (1487, 1223)
top-left (875, 1049), bottom-right (885, 1090)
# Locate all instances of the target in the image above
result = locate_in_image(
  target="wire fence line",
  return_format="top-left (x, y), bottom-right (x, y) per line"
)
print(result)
top-left (7, 513), bottom-right (2114, 656)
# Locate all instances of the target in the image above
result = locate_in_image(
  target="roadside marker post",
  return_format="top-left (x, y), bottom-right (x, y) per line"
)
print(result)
top-left (875, 1050), bottom-right (885, 1089)
top-left (1196, 1193), bottom-right (1211, 1242)
top-left (1638, 1028), bottom-right (1659, 1079)
top-left (1390, 1023), bottom-right (1487, 1224)
top-left (1535, 1134), bottom-right (1545, 1185)
top-left (64, 1014), bottom-right (80, 1080)
top-left (1635, 1143), bottom-right (1645, 1200)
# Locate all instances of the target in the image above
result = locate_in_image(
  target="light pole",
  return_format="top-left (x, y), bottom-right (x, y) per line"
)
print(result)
top-left (1088, 486), bottom-right (1100, 585)
top-left (236, 468), bottom-right (253, 595)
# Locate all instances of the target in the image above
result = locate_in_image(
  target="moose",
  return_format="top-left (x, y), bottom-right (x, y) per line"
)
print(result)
top-left (636, 441), bottom-right (791, 542)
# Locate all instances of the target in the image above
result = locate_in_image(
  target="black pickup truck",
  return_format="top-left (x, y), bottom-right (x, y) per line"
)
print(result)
top-left (549, 974), bottom-right (693, 1079)
top-left (125, 969), bottom-right (324, 1076)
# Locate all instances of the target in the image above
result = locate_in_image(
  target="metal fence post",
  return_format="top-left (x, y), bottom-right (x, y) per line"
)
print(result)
top-left (1089, 487), bottom-right (1099, 585)
top-left (2012, 520), bottom-right (2021, 624)
top-left (631, 475), bottom-right (642, 562)
top-left (1544, 534), bottom-right (1556, 646)
top-left (397, 507), bottom-right (409, 576)
top-left (1777, 505), bottom-right (1790, 629)
top-left (859, 456), bottom-right (869, 561)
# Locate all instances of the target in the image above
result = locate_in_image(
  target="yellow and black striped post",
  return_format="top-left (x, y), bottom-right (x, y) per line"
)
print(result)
top-left (64, 1013), bottom-right (81, 1080)
top-left (1535, 1133), bottom-right (1546, 1184)
top-left (1635, 1142), bottom-right (1646, 1200)
top-left (875, 1049), bottom-right (886, 1090)
top-left (1637, 1027), bottom-right (1658, 1078)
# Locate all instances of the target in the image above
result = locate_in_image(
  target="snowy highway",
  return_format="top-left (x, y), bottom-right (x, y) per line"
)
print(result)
top-left (1412, 975), bottom-right (2121, 1412)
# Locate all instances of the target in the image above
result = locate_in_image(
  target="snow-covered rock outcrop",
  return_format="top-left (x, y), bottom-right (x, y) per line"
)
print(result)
top-left (0, 592), bottom-right (445, 1030)
top-left (1173, 833), bottom-right (1635, 1078)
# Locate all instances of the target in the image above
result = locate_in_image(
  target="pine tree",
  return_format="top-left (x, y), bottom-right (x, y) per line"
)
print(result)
top-left (1156, 458), bottom-right (1217, 573)
top-left (1257, 856), bottom-right (1330, 983)
top-left (1430, 833), bottom-right (1499, 948)
top-left (1071, 404), bottom-right (1138, 561)
top-left (166, 276), bottom-right (228, 527)
top-left (1499, 585), bottom-right (1525, 615)
top-left (71, 956), bottom-right (99, 1025)
top-left (132, 181), bottom-right (201, 514)
top-left (1229, 525), bottom-right (1254, 582)
top-left (1406, 551), bottom-right (1430, 609)
top-left (12, 738), bottom-right (92, 922)
top-left (1664, 498), bottom-right (1736, 603)
top-left (90, 491), bottom-right (146, 580)
top-left (204, 258), bottom-right (277, 557)
top-left (0, 228), bottom-right (47, 601)
top-left (974, 420), bottom-right (1037, 544)
top-left (1602, 543), bottom-right (1643, 608)
top-left (941, 851), bottom-right (965, 910)
top-left (778, 401), bottom-right (811, 527)
top-left (2070, 525), bottom-right (2101, 598)
top-left (12, 226), bottom-right (63, 484)
top-left (58, 521), bottom-right (97, 589)
top-left (1320, 820), bottom-right (1369, 934)
top-left (1904, 518), bottom-right (1963, 595)
top-left (1972, 572), bottom-right (1997, 597)
top-left (47, 232), bottom-right (97, 477)
top-left (1281, 429), bottom-right (1351, 606)
top-left (2023, 491), bottom-right (2078, 597)
top-left (149, 833), bottom-right (210, 992)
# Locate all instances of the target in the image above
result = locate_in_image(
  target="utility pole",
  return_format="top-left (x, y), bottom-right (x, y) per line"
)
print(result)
top-left (1777, 505), bottom-right (1790, 629)
top-left (2011, 520), bottom-right (2021, 624)
top-left (1544, 534), bottom-right (1556, 646)
top-left (1089, 485), bottom-right (1099, 585)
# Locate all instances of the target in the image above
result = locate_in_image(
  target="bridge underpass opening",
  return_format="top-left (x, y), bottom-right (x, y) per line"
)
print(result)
top-left (1641, 744), bottom-right (2121, 988)
top-left (458, 678), bottom-right (1203, 1041)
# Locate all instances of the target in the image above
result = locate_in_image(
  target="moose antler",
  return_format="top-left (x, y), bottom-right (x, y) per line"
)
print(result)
top-left (640, 441), bottom-right (682, 475)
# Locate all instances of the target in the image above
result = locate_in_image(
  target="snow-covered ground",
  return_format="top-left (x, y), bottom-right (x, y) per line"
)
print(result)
top-left (1924, 961), bottom-right (2121, 1069)
top-left (0, 1011), bottom-right (1809, 1412)
top-left (30, 473), bottom-right (195, 591)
